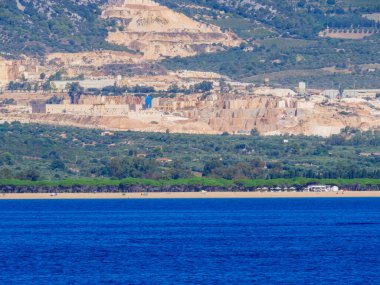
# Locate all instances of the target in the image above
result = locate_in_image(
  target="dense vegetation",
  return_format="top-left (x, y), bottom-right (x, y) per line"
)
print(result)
top-left (162, 38), bottom-right (380, 87)
top-left (158, 0), bottom-right (380, 38)
top-left (0, 0), bottom-right (130, 56)
top-left (1, 0), bottom-right (379, 88)
top-left (84, 81), bottom-right (213, 97)
top-left (0, 123), bottom-right (379, 183)
top-left (157, 0), bottom-right (380, 87)
top-left (1, 177), bottom-right (380, 191)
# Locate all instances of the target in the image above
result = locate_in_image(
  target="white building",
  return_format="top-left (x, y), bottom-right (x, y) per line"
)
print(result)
top-left (322, 89), bottom-right (380, 99)
top-left (298, 82), bottom-right (306, 95)
top-left (305, 185), bottom-right (339, 192)
top-left (254, 87), bottom-right (297, 97)
top-left (321, 90), bottom-right (340, 99)
top-left (342, 89), bottom-right (380, 98)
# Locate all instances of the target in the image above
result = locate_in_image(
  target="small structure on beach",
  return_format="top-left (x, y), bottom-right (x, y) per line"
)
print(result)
top-left (305, 185), bottom-right (339, 192)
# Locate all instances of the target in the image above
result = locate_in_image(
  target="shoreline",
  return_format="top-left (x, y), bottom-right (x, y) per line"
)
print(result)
top-left (1, 191), bottom-right (380, 200)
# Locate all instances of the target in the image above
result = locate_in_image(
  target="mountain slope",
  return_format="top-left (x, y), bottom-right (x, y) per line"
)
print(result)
top-left (101, 0), bottom-right (241, 60)
top-left (0, 0), bottom-right (241, 58)
top-left (1, 0), bottom-right (378, 56)
top-left (156, 1), bottom-right (380, 87)
top-left (0, 0), bottom-right (122, 56)
top-left (157, 0), bottom-right (380, 39)
top-left (0, 0), bottom-right (379, 88)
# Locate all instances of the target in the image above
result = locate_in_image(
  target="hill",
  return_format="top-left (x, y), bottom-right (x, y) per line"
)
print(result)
top-left (157, 0), bottom-right (380, 39)
top-left (101, 0), bottom-right (241, 60)
top-left (157, 0), bottom-right (380, 86)
top-left (0, 0), bottom-right (379, 87)
top-left (0, 0), bottom-right (241, 58)
top-left (2, 0), bottom-right (379, 55)
top-left (0, 0), bottom-right (123, 56)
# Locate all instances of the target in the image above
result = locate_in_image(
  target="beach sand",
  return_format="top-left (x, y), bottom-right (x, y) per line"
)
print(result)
top-left (1, 191), bottom-right (380, 199)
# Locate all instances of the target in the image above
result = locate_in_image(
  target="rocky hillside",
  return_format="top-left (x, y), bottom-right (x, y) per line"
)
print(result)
top-left (1, 0), bottom-right (379, 87)
top-left (1, 0), bottom-right (378, 56)
top-left (0, 0), bottom-right (241, 58)
top-left (204, 96), bottom-right (380, 137)
top-left (0, 0), bottom-right (118, 56)
top-left (101, 0), bottom-right (241, 60)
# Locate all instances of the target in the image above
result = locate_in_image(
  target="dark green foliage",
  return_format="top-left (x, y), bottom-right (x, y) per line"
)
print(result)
top-left (0, 98), bottom-right (16, 105)
top-left (8, 81), bottom-right (32, 91)
top-left (0, 167), bottom-right (12, 179)
top-left (85, 81), bottom-right (214, 97)
top-left (46, 96), bottom-right (64, 104)
top-left (1, 0), bottom-right (379, 89)
top-left (42, 71), bottom-right (65, 91)
top-left (157, 0), bottom-right (380, 38)
top-left (193, 81), bottom-right (213, 93)
top-left (156, 0), bottom-right (380, 86)
top-left (1, 177), bottom-right (380, 191)
top-left (0, 0), bottom-right (130, 56)
top-left (68, 83), bottom-right (84, 104)
top-left (16, 168), bottom-right (40, 181)
top-left (51, 160), bottom-right (65, 171)
top-left (0, 123), bottom-right (380, 181)
top-left (162, 39), bottom-right (380, 86)
top-left (250, 129), bottom-right (259, 136)
top-left (107, 157), bottom-right (160, 179)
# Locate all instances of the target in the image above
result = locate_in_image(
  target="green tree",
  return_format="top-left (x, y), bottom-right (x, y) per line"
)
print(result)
top-left (3, 152), bottom-right (13, 165)
top-left (0, 167), bottom-right (13, 179)
top-left (68, 82), bottom-right (84, 104)
top-left (51, 160), bottom-right (65, 171)
top-left (193, 81), bottom-right (213, 93)
top-left (17, 168), bottom-right (41, 181)
top-left (250, 128), bottom-right (260, 136)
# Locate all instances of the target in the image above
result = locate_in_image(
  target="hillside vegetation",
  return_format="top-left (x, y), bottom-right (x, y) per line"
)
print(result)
top-left (1, 0), bottom-right (378, 54)
top-left (0, 0), bottom-right (379, 86)
top-left (158, 1), bottom-right (380, 86)
top-left (0, 0), bottom-right (129, 56)
top-left (162, 39), bottom-right (380, 86)
top-left (158, 0), bottom-right (380, 39)
top-left (1, 177), bottom-right (380, 191)
top-left (0, 123), bottom-right (379, 182)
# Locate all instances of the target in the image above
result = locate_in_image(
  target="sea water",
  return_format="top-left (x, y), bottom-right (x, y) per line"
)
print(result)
top-left (0, 198), bottom-right (379, 284)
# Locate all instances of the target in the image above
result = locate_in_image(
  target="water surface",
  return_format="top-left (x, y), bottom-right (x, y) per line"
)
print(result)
top-left (0, 198), bottom-right (379, 284)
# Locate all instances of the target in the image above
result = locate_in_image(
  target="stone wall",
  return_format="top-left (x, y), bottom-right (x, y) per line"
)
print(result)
top-left (51, 79), bottom-right (116, 91)
top-left (46, 104), bottom-right (130, 116)
top-left (0, 59), bottom-right (18, 87)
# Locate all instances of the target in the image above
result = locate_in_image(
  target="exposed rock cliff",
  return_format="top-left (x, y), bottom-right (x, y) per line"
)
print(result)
top-left (45, 50), bottom-right (145, 77)
top-left (195, 96), bottom-right (380, 137)
top-left (4, 90), bottom-right (380, 137)
top-left (101, 0), bottom-right (242, 60)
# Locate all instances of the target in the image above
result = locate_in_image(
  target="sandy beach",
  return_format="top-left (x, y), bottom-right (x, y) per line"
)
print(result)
top-left (1, 191), bottom-right (380, 199)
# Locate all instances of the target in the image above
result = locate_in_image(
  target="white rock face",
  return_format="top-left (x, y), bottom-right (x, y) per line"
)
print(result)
top-left (101, 0), bottom-right (242, 60)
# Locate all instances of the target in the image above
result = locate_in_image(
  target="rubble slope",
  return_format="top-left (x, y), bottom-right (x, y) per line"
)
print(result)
top-left (101, 0), bottom-right (242, 60)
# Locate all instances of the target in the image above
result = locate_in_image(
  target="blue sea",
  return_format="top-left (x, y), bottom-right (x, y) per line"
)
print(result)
top-left (0, 198), bottom-right (380, 284)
